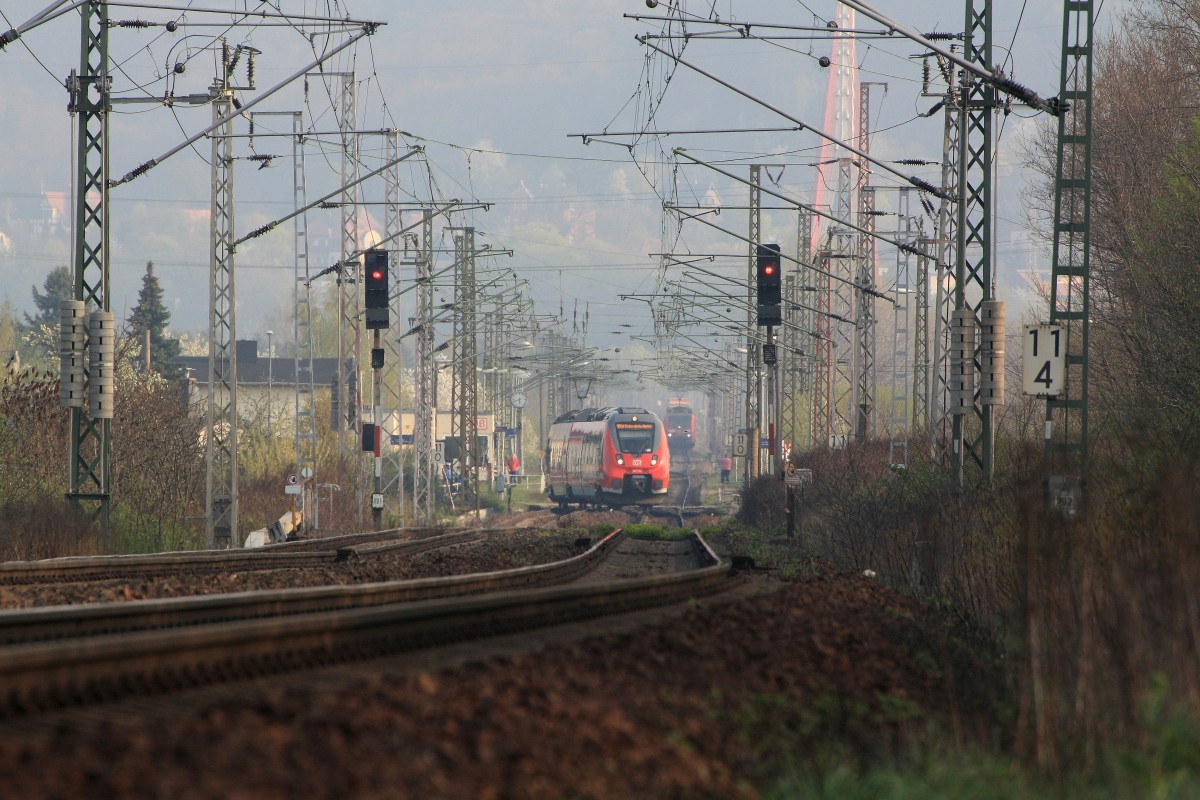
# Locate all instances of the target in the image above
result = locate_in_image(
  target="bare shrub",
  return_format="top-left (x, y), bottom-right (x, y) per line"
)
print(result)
top-left (0, 497), bottom-right (99, 561)
top-left (0, 370), bottom-right (68, 507)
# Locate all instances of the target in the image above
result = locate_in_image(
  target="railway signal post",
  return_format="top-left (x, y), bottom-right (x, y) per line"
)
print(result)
top-left (364, 248), bottom-right (389, 530)
top-left (757, 244), bottom-right (784, 479)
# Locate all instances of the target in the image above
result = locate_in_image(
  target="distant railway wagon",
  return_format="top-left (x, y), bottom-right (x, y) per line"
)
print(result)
top-left (545, 407), bottom-right (670, 507)
top-left (665, 399), bottom-right (696, 456)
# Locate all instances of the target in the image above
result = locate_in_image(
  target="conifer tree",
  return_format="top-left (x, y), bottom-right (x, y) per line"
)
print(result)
top-left (25, 265), bottom-right (73, 330)
top-left (128, 261), bottom-right (181, 375)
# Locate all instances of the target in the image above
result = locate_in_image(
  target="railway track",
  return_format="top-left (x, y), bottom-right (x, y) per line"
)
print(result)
top-left (0, 530), bottom-right (610, 646)
top-left (0, 532), bottom-right (736, 718)
top-left (0, 526), bottom-right (471, 585)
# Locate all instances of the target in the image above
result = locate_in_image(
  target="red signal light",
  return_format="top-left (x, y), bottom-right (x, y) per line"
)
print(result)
top-left (371, 269), bottom-right (383, 281)
top-left (762, 264), bottom-right (776, 276)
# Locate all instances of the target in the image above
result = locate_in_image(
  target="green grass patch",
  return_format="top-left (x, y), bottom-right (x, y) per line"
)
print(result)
top-left (759, 681), bottom-right (1200, 800)
top-left (621, 522), bottom-right (690, 541)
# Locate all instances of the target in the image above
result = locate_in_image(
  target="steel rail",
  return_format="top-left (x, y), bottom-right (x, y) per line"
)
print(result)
top-left (0, 528), bottom-right (469, 585)
top-left (0, 534), bottom-right (732, 716)
top-left (0, 531), bottom-right (621, 645)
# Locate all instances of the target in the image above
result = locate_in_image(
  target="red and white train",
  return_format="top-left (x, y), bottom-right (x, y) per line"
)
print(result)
top-left (664, 398), bottom-right (696, 457)
top-left (545, 407), bottom-right (671, 507)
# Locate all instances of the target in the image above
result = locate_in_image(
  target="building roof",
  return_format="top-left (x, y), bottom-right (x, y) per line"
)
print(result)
top-left (172, 353), bottom-right (340, 386)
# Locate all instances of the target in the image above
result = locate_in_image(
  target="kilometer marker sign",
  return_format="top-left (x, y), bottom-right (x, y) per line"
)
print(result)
top-left (1023, 324), bottom-right (1066, 397)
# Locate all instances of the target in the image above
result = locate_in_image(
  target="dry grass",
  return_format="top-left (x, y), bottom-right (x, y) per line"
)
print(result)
top-left (736, 441), bottom-right (1200, 777)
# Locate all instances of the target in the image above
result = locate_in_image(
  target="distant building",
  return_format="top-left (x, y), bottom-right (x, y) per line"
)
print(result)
top-left (171, 340), bottom-right (339, 425)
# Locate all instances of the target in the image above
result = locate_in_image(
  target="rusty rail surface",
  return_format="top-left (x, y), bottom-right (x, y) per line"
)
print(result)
top-left (0, 527), bottom-right (473, 585)
top-left (0, 531), bottom-right (616, 646)
top-left (0, 533), bottom-right (733, 717)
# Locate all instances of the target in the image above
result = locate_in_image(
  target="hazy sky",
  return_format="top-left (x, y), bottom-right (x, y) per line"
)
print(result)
top-left (0, 0), bottom-right (1131, 353)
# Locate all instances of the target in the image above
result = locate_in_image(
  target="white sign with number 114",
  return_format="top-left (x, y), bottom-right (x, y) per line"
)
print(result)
top-left (1023, 324), bottom-right (1066, 397)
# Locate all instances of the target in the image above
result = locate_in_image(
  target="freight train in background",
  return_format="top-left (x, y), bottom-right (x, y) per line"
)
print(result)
top-left (664, 398), bottom-right (696, 461)
top-left (545, 407), bottom-right (670, 508)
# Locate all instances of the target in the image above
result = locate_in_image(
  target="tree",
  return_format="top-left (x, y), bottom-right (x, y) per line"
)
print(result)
top-left (24, 265), bottom-right (72, 331)
top-left (127, 261), bottom-right (181, 376)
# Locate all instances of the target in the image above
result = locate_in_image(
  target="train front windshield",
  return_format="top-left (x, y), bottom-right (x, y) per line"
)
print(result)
top-left (614, 421), bottom-right (656, 453)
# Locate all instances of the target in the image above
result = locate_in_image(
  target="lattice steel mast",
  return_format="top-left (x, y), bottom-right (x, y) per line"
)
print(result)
top-left (950, 0), bottom-right (997, 488)
top-left (206, 54), bottom-right (238, 547)
top-left (290, 111), bottom-right (317, 528)
top-left (411, 209), bottom-right (436, 523)
top-left (450, 227), bottom-right (479, 512)
top-left (889, 190), bottom-right (915, 467)
top-left (812, 248), bottom-right (835, 447)
top-left (333, 73), bottom-right (361, 472)
top-left (1044, 0), bottom-right (1094, 510)
top-left (744, 165), bottom-right (762, 482)
top-left (784, 208), bottom-right (815, 451)
top-left (832, 158), bottom-right (857, 443)
top-left (382, 131), bottom-right (405, 522)
top-left (932, 95), bottom-right (961, 450)
top-left (65, 1), bottom-right (112, 534)
top-left (854, 81), bottom-right (880, 443)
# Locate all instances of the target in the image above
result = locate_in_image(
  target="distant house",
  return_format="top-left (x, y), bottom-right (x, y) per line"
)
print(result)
top-left (171, 340), bottom-right (340, 426)
top-left (170, 342), bottom-right (497, 463)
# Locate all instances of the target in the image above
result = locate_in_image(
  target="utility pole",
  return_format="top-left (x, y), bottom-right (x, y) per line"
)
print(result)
top-left (330, 73), bottom-right (362, 509)
top-left (64, 1), bottom-right (112, 541)
top-left (832, 157), bottom-right (856, 445)
top-left (412, 209), bottom-right (436, 524)
top-left (951, 0), bottom-right (1001, 489)
top-left (1044, 0), bottom-right (1094, 514)
top-left (785, 208), bottom-right (814, 451)
top-left (382, 131), bottom-right (406, 523)
top-left (827, 3), bottom-right (858, 449)
top-left (812, 248), bottom-right (834, 448)
top-left (889, 190), bottom-right (915, 468)
top-left (284, 109), bottom-right (318, 530)
top-left (206, 54), bottom-right (238, 548)
top-left (855, 81), bottom-right (884, 444)
top-left (744, 165), bottom-right (761, 484)
top-left (932, 92), bottom-right (961, 454)
top-left (450, 227), bottom-right (480, 513)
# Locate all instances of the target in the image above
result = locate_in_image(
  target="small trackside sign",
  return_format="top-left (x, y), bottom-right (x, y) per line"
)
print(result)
top-left (1023, 323), bottom-right (1066, 397)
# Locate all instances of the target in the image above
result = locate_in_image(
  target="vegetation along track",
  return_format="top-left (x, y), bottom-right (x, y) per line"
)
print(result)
top-left (0, 532), bottom-right (734, 717)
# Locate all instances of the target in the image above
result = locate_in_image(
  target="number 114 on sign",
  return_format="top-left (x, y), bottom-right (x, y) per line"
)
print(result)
top-left (1023, 324), bottom-right (1066, 397)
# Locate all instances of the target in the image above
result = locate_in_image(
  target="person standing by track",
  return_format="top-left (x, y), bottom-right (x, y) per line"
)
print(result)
top-left (720, 454), bottom-right (733, 483)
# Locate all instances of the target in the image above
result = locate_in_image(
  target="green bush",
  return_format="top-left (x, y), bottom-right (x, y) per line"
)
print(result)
top-left (622, 522), bottom-right (689, 541)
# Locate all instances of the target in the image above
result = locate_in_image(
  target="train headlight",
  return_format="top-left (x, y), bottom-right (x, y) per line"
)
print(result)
top-left (615, 453), bottom-right (625, 466)
top-left (650, 454), bottom-right (659, 466)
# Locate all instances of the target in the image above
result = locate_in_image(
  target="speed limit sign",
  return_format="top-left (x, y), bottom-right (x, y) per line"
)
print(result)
top-left (733, 432), bottom-right (748, 457)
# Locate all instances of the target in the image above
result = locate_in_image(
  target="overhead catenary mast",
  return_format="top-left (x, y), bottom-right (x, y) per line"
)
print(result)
top-left (64, 1), bottom-right (112, 538)
top-left (206, 46), bottom-right (239, 549)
